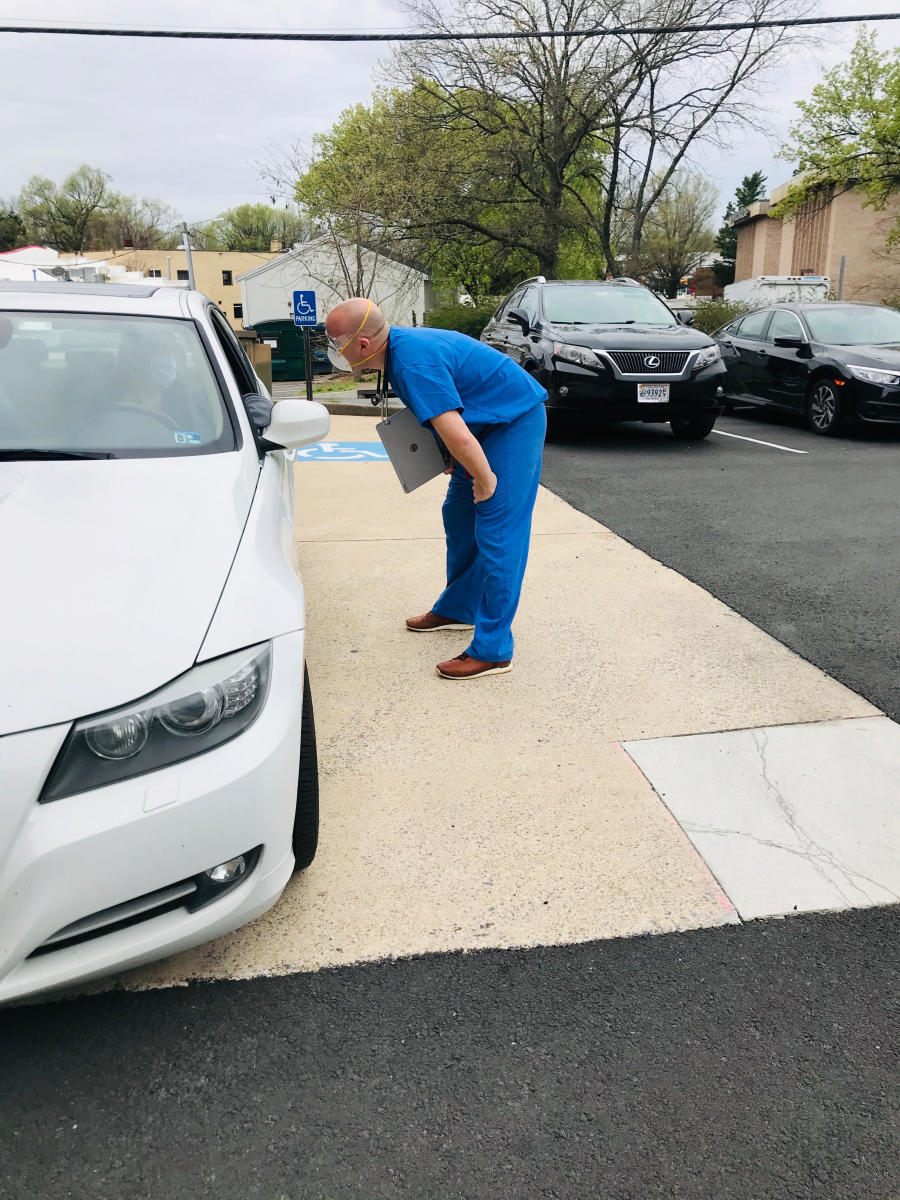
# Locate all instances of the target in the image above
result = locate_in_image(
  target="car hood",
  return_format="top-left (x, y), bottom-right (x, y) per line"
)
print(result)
top-left (825, 343), bottom-right (900, 369)
top-left (543, 322), bottom-right (713, 349)
top-left (0, 454), bottom-right (257, 736)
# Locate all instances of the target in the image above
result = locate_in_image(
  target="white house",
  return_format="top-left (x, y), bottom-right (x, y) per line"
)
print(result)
top-left (0, 253), bottom-right (56, 282)
top-left (237, 236), bottom-right (432, 329)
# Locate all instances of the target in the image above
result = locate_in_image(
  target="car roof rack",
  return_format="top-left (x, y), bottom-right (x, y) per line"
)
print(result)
top-left (610, 276), bottom-right (642, 285)
top-left (518, 275), bottom-right (547, 286)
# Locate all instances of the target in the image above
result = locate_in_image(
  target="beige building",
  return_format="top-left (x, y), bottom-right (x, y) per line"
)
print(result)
top-left (733, 181), bottom-right (900, 304)
top-left (84, 249), bottom-right (280, 331)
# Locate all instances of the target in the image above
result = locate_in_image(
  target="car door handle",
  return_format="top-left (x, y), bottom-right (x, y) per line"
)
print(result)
top-left (757, 349), bottom-right (768, 356)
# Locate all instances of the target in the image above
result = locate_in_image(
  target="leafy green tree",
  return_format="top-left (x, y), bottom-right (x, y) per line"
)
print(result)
top-left (208, 203), bottom-right (309, 252)
top-left (288, 87), bottom-right (523, 297)
top-left (713, 170), bottom-right (768, 285)
top-left (288, 83), bottom-right (599, 296)
top-left (0, 203), bottom-right (26, 250)
top-left (17, 165), bottom-right (114, 251)
top-left (775, 30), bottom-right (900, 245)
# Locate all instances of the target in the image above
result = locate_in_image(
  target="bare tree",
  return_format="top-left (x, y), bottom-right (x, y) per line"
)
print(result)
top-left (632, 170), bottom-right (717, 294)
top-left (94, 195), bottom-right (181, 249)
top-left (391, 0), bottom-right (812, 275)
top-left (259, 112), bottom-right (432, 303)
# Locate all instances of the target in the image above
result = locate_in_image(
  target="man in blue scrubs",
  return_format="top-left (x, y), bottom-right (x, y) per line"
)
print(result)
top-left (325, 298), bottom-right (547, 680)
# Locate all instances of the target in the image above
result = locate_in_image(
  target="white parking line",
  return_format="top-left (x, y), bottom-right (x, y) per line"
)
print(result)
top-left (712, 429), bottom-right (810, 455)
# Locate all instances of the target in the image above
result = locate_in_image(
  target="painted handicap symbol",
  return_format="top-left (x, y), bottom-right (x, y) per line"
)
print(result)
top-left (294, 441), bottom-right (389, 462)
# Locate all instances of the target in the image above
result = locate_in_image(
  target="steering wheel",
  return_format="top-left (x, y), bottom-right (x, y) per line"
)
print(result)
top-left (106, 403), bottom-right (182, 432)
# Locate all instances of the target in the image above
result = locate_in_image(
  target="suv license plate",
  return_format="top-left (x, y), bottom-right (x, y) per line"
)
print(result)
top-left (637, 383), bottom-right (670, 403)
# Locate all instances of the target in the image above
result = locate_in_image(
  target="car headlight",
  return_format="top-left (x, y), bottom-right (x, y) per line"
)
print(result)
top-left (694, 344), bottom-right (722, 369)
top-left (848, 364), bottom-right (900, 386)
top-left (41, 643), bottom-right (272, 802)
top-left (553, 343), bottom-right (600, 369)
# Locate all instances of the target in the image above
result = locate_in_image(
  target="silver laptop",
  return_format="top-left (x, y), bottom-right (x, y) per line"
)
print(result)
top-left (376, 405), bottom-right (450, 493)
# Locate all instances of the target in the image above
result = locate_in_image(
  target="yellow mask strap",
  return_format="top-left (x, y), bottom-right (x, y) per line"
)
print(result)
top-left (340, 300), bottom-right (372, 353)
top-left (340, 300), bottom-right (389, 367)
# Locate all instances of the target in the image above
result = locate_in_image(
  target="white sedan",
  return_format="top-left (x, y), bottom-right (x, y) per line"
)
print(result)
top-left (0, 281), bottom-right (329, 1004)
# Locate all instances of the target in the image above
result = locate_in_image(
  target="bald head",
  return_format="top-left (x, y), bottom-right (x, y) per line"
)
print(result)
top-left (325, 297), bottom-right (389, 370)
top-left (326, 297), bottom-right (387, 339)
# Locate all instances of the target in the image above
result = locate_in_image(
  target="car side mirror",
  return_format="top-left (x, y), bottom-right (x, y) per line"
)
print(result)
top-left (506, 307), bottom-right (531, 331)
top-left (259, 397), bottom-right (330, 451)
top-left (676, 310), bottom-right (695, 326)
top-left (773, 335), bottom-right (804, 348)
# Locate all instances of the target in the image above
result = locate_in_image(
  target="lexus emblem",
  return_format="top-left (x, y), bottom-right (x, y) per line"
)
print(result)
top-left (644, 354), bottom-right (661, 369)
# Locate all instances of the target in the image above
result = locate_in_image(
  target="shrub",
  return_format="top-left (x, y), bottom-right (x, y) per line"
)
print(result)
top-left (688, 297), bottom-right (751, 334)
top-left (424, 303), bottom-right (498, 339)
top-left (884, 295), bottom-right (900, 311)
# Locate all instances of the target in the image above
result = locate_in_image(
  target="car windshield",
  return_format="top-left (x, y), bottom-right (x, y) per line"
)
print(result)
top-left (804, 305), bottom-right (900, 346)
top-left (542, 285), bottom-right (677, 326)
top-left (0, 311), bottom-right (234, 458)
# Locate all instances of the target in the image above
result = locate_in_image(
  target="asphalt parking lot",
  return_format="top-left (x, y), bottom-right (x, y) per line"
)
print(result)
top-left (543, 406), bottom-right (900, 721)
top-left (2, 411), bottom-right (897, 1200)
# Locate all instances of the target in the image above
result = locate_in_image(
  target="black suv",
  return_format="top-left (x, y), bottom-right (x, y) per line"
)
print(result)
top-left (481, 277), bottom-right (727, 439)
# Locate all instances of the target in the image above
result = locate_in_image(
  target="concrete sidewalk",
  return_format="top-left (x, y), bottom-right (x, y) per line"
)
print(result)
top-left (104, 414), bottom-right (900, 994)
top-left (272, 381), bottom-right (402, 417)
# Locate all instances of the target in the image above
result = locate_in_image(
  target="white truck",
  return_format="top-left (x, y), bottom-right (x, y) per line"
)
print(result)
top-left (724, 275), bottom-right (831, 306)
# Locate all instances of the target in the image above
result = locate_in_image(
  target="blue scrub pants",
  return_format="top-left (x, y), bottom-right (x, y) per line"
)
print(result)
top-left (432, 402), bottom-right (546, 662)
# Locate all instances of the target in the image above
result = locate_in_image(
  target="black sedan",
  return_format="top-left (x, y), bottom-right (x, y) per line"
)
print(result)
top-left (715, 302), bottom-right (900, 435)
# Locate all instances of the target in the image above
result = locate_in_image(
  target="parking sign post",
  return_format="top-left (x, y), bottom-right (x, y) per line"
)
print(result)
top-left (292, 290), bottom-right (317, 404)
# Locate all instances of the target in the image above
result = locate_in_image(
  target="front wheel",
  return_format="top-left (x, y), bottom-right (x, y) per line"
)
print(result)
top-left (292, 664), bottom-right (319, 871)
top-left (806, 380), bottom-right (844, 436)
top-left (670, 412), bottom-right (717, 441)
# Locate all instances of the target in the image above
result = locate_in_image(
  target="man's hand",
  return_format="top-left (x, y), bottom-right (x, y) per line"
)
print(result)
top-left (431, 410), bottom-right (496, 500)
top-left (473, 471), bottom-right (497, 503)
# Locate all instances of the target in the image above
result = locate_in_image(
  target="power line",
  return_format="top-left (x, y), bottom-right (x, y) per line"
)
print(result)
top-left (0, 12), bottom-right (898, 43)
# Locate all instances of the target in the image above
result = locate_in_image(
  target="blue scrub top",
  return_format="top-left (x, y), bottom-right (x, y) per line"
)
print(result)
top-left (386, 326), bottom-right (547, 429)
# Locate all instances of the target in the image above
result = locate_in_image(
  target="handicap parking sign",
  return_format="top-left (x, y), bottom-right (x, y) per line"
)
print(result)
top-left (293, 290), bottom-right (317, 327)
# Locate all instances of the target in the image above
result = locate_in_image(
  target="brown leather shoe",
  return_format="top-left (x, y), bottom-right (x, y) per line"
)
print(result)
top-left (436, 652), bottom-right (513, 679)
top-left (406, 610), bottom-right (475, 632)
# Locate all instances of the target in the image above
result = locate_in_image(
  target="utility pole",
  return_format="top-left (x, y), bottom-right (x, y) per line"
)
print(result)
top-left (837, 255), bottom-right (846, 300)
top-left (181, 227), bottom-right (196, 290)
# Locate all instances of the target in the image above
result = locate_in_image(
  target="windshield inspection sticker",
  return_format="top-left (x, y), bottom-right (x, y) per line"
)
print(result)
top-left (174, 431), bottom-right (203, 446)
top-left (294, 441), bottom-right (388, 462)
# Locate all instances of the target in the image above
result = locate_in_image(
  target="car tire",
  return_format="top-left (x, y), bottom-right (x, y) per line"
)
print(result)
top-left (806, 380), bottom-right (844, 436)
top-left (669, 412), bottom-right (717, 441)
top-left (292, 664), bottom-right (319, 871)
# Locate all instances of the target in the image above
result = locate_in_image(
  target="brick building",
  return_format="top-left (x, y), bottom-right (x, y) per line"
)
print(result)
top-left (732, 180), bottom-right (900, 304)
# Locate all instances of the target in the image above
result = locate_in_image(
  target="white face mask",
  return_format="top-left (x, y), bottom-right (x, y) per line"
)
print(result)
top-left (149, 354), bottom-right (177, 388)
top-left (326, 343), bottom-right (353, 372)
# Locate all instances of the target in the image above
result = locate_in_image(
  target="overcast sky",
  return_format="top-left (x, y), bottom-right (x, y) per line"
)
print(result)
top-left (1, 0), bottom-right (898, 230)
